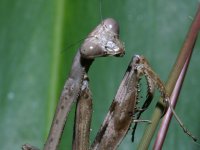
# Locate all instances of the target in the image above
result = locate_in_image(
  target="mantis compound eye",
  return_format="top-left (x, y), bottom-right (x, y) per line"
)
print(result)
top-left (80, 18), bottom-right (125, 59)
top-left (103, 18), bottom-right (120, 35)
top-left (80, 41), bottom-right (107, 59)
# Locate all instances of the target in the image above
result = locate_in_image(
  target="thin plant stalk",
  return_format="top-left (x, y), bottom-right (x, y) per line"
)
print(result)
top-left (153, 52), bottom-right (192, 149)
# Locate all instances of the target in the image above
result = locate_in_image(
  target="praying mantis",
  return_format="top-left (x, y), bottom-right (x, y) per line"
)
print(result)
top-left (22, 16), bottom-right (198, 150)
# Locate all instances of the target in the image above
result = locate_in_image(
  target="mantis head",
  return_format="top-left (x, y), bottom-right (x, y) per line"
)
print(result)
top-left (80, 18), bottom-right (125, 59)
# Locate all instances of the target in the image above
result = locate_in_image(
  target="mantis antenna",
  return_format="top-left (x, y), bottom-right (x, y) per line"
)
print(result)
top-left (99, 0), bottom-right (103, 22)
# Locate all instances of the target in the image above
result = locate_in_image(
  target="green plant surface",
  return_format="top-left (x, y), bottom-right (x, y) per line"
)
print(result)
top-left (0, 0), bottom-right (200, 150)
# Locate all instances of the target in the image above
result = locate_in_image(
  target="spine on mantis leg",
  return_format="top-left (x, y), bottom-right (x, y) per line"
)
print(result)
top-left (22, 144), bottom-right (40, 150)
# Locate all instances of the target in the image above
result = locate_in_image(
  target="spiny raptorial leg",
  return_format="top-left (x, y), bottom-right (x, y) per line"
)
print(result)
top-left (131, 55), bottom-right (197, 143)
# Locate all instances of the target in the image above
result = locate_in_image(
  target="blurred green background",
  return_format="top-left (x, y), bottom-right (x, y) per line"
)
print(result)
top-left (0, 0), bottom-right (200, 149)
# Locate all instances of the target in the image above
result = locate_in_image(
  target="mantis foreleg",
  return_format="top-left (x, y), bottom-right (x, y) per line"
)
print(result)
top-left (73, 74), bottom-right (93, 150)
top-left (91, 55), bottom-right (197, 149)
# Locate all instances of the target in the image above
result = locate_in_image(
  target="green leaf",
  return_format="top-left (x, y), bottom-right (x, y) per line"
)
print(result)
top-left (0, 0), bottom-right (199, 149)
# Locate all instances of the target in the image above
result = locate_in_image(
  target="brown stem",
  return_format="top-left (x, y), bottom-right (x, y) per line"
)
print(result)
top-left (153, 53), bottom-right (192, 149)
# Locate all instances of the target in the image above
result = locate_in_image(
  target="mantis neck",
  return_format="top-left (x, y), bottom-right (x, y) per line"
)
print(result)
top-left (69, 50), bottom-right (93, 82)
